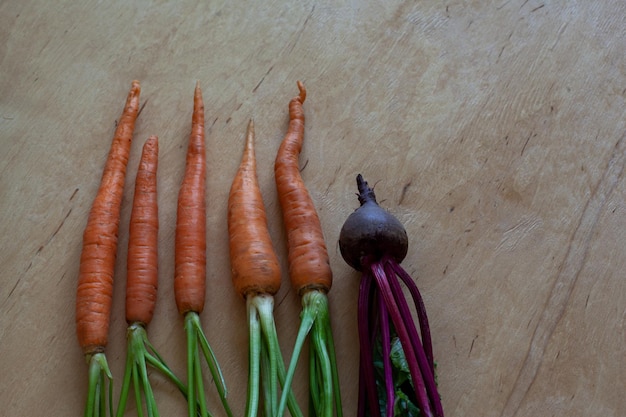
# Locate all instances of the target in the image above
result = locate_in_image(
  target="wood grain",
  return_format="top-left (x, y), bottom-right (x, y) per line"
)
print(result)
top-left (1, 1), bottom-right (625, 416)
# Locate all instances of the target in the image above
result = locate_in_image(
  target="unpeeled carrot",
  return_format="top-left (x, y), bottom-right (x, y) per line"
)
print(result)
top-left (274, 81), bottom-right (333, 295)
top-left (175, 82), bottom-right (232, 417)
top-left (228, 120), bottom-right (303, 417)
top-left (76, 80), bottom-right (141, 354)
top-left (274, 82), bottom-right (342, 417)
top-left (175, 81), bottom-right (207, 316)
top-left (126, 135), bottom-right (159, 326)
top-left (228, 119), bottom-right (281, 298)
top-left (116, 136), bottom-right (190, 417)
top-left (76, 80), bottom-right (140, 417)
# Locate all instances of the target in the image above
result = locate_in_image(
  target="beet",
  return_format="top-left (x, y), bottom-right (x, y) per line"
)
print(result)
top-left (339, 174), bottom-right (444, 417)
top-left (339, 174), bottom-right (408, 270)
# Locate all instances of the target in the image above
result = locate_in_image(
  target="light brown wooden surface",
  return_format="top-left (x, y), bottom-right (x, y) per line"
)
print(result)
top-left (1, 1), bottom-right (625, 416)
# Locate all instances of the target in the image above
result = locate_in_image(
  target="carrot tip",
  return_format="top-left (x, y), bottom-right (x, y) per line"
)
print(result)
top-left (296, 81), bottom-right (306, 103)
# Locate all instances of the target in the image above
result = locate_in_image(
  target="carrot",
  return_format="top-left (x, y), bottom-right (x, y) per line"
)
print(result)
top-left (115, 136), bottom-right (191, 417)
top-left (274, 82), bottom-right (342, 417)
top-left (77, 80), bottom-right (141, 354)
top-left (75, 80), bottom-right (140, 417)
top-left (274, 81), bottom-right (332, 295)
top-left (125, 135), bottom-right (159, 326)
top-left (227, 120), bottom-right (303, 417)
top-left (175, 82), bottom-right (232, 417)
top-left (175, 81), bottom-right (207, 315)
top-left (228, 119), bottom-right (281, 298)
top-left (76, 81), bottom-right (141, 417)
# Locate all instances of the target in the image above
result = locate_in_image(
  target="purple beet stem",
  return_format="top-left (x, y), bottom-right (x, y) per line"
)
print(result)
top-left (389, 261), bottom-right (434, 369)
top-left (379, 291), bottom-right (395, 417)
top-left (384, 259), bottom-right (444, 417)
top-left (358, 271), bottom-right (380, 417)
top-left (370, 260), bottom-right (433, 417)
top-left (357, 255), bottom-right (444, 417)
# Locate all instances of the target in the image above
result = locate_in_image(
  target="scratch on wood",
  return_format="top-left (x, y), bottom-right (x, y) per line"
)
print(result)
top-left (57, 272), bottom-right (67, 286)
top-left (253, 65), bottom-right (274, 93)
top-left (496, 0), bottom-right (511, 10)
top-left (6, 278), bottom-right (21, 302)
top-left (137, 99), bottom-right (148, 117)
top-left (500, 133), bottom-right (626, 417)
top-left (276, 287), bottom-right (292, 308)
top-left (287, 5), bottom-right (315, 55)
top-left (521, 132), bottom-right (535, 156)
top-left (398, 180), bottom-right (412, 205)
top-left (531, 4), bottom-right (545, 13)
top-left (550, 22), bottom-right (569, 50)
top-left (325, 166), bottom-right (341, 194)
top-left (40, 209), bottom-right (73, 253)
top-left (299, 158), bottom-right (309, 173)
top-left (469, 335), bottom-right (477, 357)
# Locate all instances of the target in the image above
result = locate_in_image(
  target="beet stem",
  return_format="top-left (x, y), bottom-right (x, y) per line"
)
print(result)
top-left (388, 259), bottom-right (434, 370)
top-left (357, 271), bottom-right (380, 417)
top-left (384, 259), bottom-right (444, 417)
top-left (378, 291), bottom-right (395, 417)
top-left (369, 260), bottom-right (433, 417)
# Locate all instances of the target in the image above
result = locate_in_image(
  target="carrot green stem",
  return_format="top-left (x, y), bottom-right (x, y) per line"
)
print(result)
top-left (246, 297), bottom-right (262, 417)
top-left (84, 352), bottom-right (113, 417)
top-left (116, 324), bottom-right (187, 417)
top-left (183, 311), bottom-right (232, 417)
top-left (310, 318), bottom-right (332, 417)
top-left (277, 290), bottom-right (342, 417)
top-left (275, 335), bottom-right (305, 417)
top-left (260, 344), bottom-right (273, 417)
top-left (257, 296), bottom-right (279, 416)
top-left (277, 300), bottom-right (314, 417)
top-left (246, 294), bottom-right (302, 417)
top-left (243, 294), bottom-right (305, 417)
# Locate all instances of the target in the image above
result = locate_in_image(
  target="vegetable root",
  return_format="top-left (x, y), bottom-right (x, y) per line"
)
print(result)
top-left (116, 136), bottom-right (189, 417)
top-left (228, 120), bottom-right (303, 417)
top-left (339, 174), bottom-right (444, 417)
top-left (175, 82), bottom-right (232, 417)
top-left (76, 80), bottom-right (141, 417)
top-left (274, 82), bottom-right (342, 417)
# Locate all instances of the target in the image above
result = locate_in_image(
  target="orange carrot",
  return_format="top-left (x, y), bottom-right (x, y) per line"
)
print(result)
top-left (76, 80), bottom-right (141, 355)
top-left (175, 81), bottom-right (207, 315)
top-left (175, 82), bottom-right (232, 417)
top-left (274, 81), bottom-right (332, 295)
top-left (274, 82), bottom-right (342, 417)
top-left (227, 119), bottom-right (303, 417)
top-left (228, 119), bottom-right (281, 298)
top-left (126, 135), bottom-right (159, 326)
top-left (116, 135), bottom-right (190, 417)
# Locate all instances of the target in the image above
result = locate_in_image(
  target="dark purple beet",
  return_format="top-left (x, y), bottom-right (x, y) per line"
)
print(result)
top-left (339, 174), bottom-right (408, 271)
top-left (340, 174), bottom-right (444, 417)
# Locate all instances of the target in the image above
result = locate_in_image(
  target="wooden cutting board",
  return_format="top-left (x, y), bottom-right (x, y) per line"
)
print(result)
top-left (2, 1), bottom-right (625, 416)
